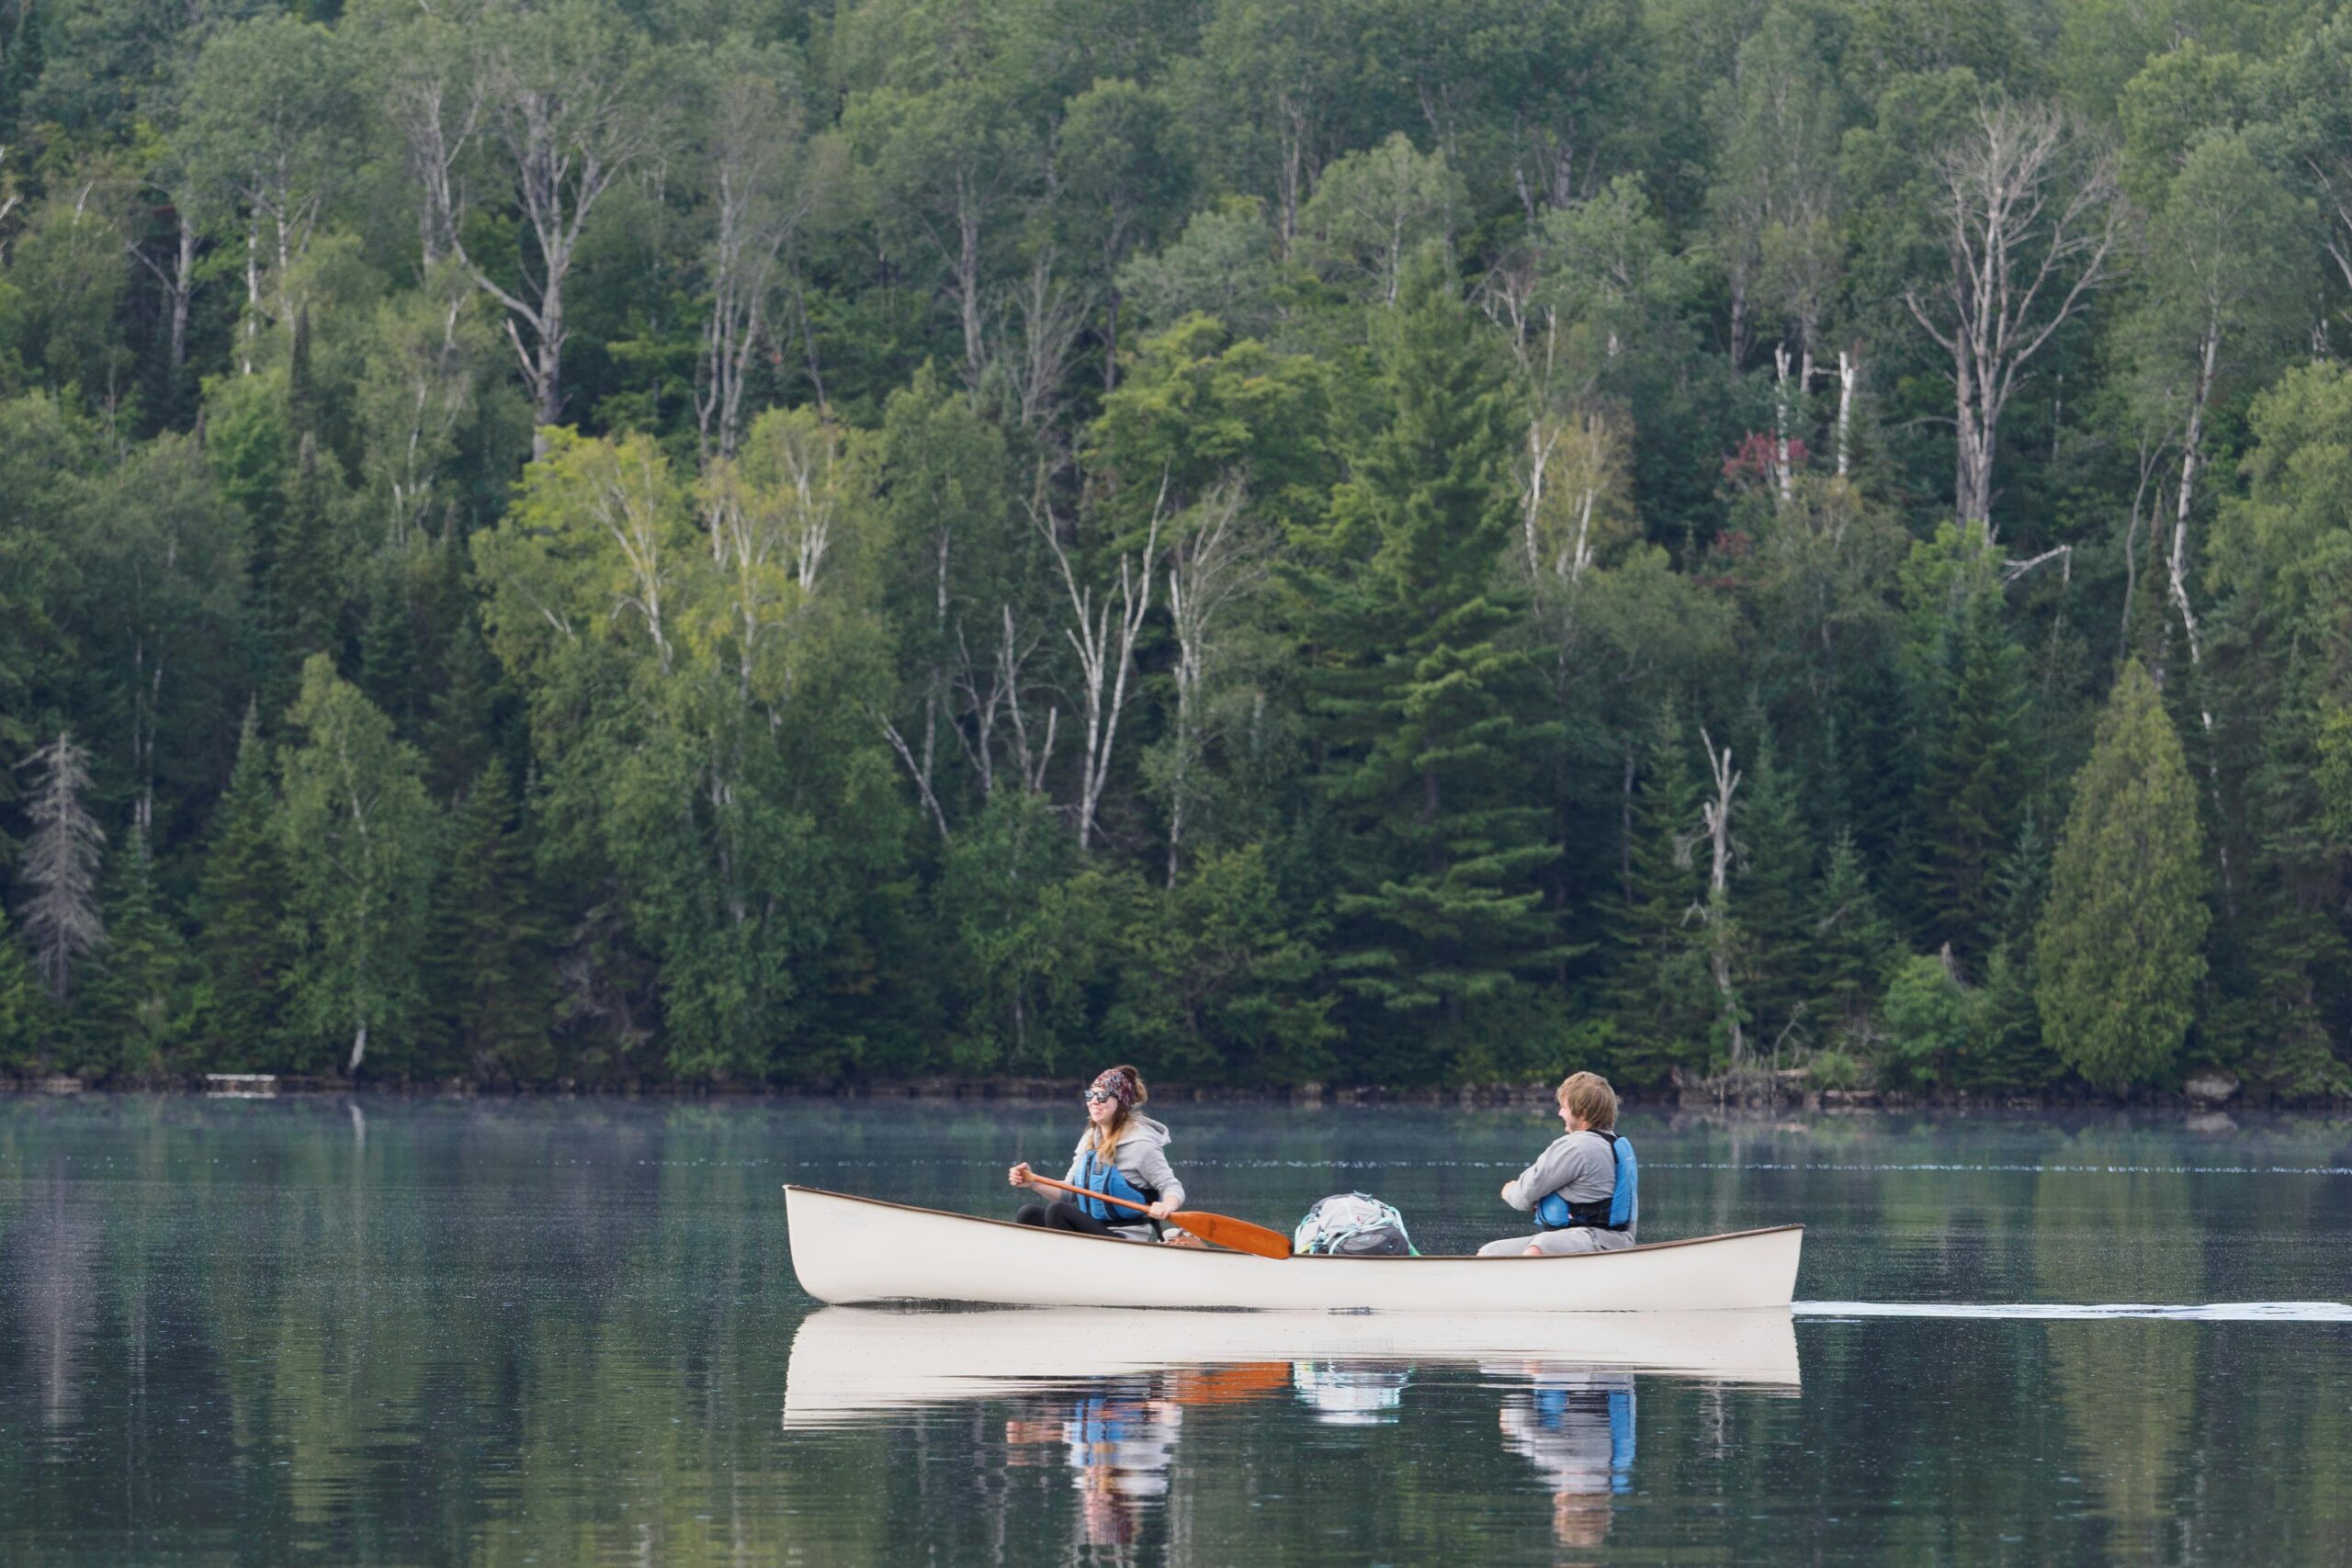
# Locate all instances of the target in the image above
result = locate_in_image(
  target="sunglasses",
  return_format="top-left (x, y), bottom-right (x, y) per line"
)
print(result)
top-left (1083, 1089), bottom-right (1118, 1104)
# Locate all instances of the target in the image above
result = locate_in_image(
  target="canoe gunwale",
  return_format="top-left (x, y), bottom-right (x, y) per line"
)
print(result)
top-left (782, 1182), bottom-right (1804, 1260)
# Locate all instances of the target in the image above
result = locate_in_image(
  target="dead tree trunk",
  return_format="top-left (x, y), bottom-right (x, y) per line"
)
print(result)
top-left (23, 733), bottom-right (107, 1004)
top-left (1905, 102), bottom-right (2118, 533)
top-left (1163, 480), bottom-right (1260, 885)
top-left (1047, 487), bottom-right (1164, 850)
top-left (1684, 728), bottom-right (1746, 1068)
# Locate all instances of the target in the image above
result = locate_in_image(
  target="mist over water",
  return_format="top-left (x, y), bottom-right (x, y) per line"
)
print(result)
top-left (3, 1096), bottom-right (2347, 1565)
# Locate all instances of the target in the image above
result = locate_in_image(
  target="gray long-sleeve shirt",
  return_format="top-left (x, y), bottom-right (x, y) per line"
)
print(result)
top-left (1501, 1130), bottom-right (1634, 1241)
top-left (1063, 1116), bottom-right (1184, 1236)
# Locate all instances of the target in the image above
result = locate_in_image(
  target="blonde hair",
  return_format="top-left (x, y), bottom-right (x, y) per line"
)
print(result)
top-left (1088, 1066), bottom-right (1148, 1160)
top-left (1556, 1071), bottom-right (1618, 1131)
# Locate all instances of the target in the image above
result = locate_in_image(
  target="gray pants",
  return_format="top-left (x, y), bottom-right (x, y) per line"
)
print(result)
top-left (1477, 1227), bottom-right (1636, 1257)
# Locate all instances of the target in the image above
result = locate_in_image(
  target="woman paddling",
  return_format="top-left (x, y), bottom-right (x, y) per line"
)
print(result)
top-left (1008, 1066), bottom-right (1184, 1241)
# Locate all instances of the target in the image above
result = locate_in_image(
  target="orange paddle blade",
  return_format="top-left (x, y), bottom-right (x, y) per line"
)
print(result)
top-left (1171, 1209), bottom-right (1292, 1259)
top-left (1166, 1361), bottom-right (1293, 1407)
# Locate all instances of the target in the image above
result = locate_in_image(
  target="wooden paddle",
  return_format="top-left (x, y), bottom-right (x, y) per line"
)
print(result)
top-left (1023, 1172), bottom-right (1292, 1259)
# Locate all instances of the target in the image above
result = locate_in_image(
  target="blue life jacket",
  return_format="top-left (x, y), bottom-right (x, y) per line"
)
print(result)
top-left (1533, 1131), bottom-right (1637, 1232)
top-left (1071, 1395), bottom-right (1134, 1447)
top-left (1610, 1387), bottom-right (1634, 1492)
top-left (1071, 1144), bottom-right (1156, 1223)
top-left (1530, 1384), bottom-right (1636, 1492)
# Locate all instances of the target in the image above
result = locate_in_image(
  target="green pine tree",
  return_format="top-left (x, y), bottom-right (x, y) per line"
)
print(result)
top-left (78, 824), bottom-right (187, 1080)
top-left (422, 595), bottom-right (503, 798)
top-left (2036, 660), bottom-right (2210, 1090)
top-left (274, 433), bottom-right (343, 671)
top-left (1961, 813), bottom-right (2056, 1089)
top-left (357, 552), bottom-right (424, 739)
top-left (1302, 247), bottom-right (1566, 1077)
top-left (1605, 701), bottom-right (1715, 1083)
top-left (0, 902), bottom-right (42, 1072)
top-left (1917, 582), bottom-right (2032, 961)
top-left (419, 760), bottom-right (550, 1084)
top-left (287, 303), bottom-right (316, 439)
top-left (1734, 722), bottom-right (1813, 1052)
top-left (194, 702), bottom-right (289, 1070)
top-left (1808, 825), bottom-right (1894, 1043)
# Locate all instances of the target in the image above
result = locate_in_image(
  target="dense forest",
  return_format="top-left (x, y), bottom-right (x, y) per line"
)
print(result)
top-left (2, 0), bottom-right (2349, 1098)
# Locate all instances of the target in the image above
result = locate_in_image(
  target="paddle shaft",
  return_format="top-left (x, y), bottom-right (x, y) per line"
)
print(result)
top-left (1024, 1171), bottom-right (1159, 1217)
top-left (1019, 1171), bottom-right (1292, 1258)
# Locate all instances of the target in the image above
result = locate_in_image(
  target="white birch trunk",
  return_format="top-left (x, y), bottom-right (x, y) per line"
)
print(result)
top-left (1687, 729), bottom-right (1745, 1067)
top-left (1836, 351), bottom-right (1857, 479)
top-left (2165, 322), bottom-right (2233, 908)
top-left (1163, 481), bottom-right (1258, 885)
top-left (1771, 344), bottom-right (1794, 504)
top-left (1047, 488), bottom-right (1165, 849)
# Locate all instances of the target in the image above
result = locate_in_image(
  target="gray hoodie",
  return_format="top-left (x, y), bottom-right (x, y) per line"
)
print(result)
top-left (1063, 1115), bottom-right (1185, 1237)
top-left (1501, 1130), bottom-right (1635, 1242)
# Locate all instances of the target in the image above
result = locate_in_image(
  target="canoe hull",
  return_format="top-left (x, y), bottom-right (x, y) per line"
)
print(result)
top-left (785, 1185), bottom-right (1802, 1312)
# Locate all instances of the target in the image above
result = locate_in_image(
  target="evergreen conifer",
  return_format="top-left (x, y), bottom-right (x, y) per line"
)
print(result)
top-left (1808, 825), bottom-right (1893, 1043)
top-left (2036, 660), bottom-right (2210, 1089)
top-left (358, 554), bottom-right (424, 739)
top-left (1605, 701), bottom-right (1715, 1081)
top-left (1917, 583), bottom-right (2032, 960)
top-left (1734, 723), bottom-right (1813, 1050)
top-left (1303, 248), bottom-right (1566, 1075)
top-left (1962, 814), bottom-right (2055, 1089)
top-left (194, 703), bottom-right (289, 1068)
top-left (274, 433), bottom-right (342, 670)
top-left (79, 824), bottom-right (188, 1079)
top-left (0, 903), bottom-right (41, 1071)
top-left (419, 760), bottom-right (550, 1083)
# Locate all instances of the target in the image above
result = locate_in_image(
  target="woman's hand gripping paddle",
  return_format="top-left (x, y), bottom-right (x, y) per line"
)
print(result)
top-left (1023, 1172), bottom-right (1293, 1258)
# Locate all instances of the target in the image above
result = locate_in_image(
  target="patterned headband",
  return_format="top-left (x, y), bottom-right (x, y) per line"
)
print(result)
top-left (1089, 1068), bottom-right (1136, 1108)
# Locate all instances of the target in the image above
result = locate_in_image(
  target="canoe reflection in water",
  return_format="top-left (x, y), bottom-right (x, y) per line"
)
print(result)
top-left (786, 1307), bottom-right (1793, 1549)
top-left (1490, 1365), bottom-right (1636, 1549)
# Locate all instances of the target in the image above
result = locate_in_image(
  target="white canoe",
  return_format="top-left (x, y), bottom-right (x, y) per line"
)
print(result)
top-left (783, 1303), bottom-right (1801, 1426)
top-left (784, 1185), bottom-right (1803, 1313)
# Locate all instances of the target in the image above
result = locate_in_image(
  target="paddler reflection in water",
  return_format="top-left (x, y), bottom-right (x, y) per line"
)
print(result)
top-left (1005, 1377), bottom-right (1182, 1549)
top-left (1007, 1065), bottom-right (1187, 1241)
top-left (1494, 1367), bottom-right (1636, 1550)
top-left (1479, 1071), bottom-right (1639, 1257)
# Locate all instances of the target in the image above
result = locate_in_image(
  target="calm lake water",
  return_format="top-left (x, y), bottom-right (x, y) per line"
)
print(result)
top-left (3, 1095), bottom-right (2348, 1566)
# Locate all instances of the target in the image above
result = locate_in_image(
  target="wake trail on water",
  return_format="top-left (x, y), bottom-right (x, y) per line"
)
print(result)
top-left (1794, 1301), bottom-right (2352, 1321)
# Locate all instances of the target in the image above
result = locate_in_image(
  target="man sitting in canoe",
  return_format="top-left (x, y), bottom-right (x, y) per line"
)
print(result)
top-left (1007, 1065), bottom-right (1185, 1242)
top-left (1477, 1071), bottom-right (1639, 1257)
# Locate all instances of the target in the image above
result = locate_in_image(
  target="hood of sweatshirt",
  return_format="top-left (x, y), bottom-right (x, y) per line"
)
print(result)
top-left (1072, 1115), bottom-right (1171, 1156)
